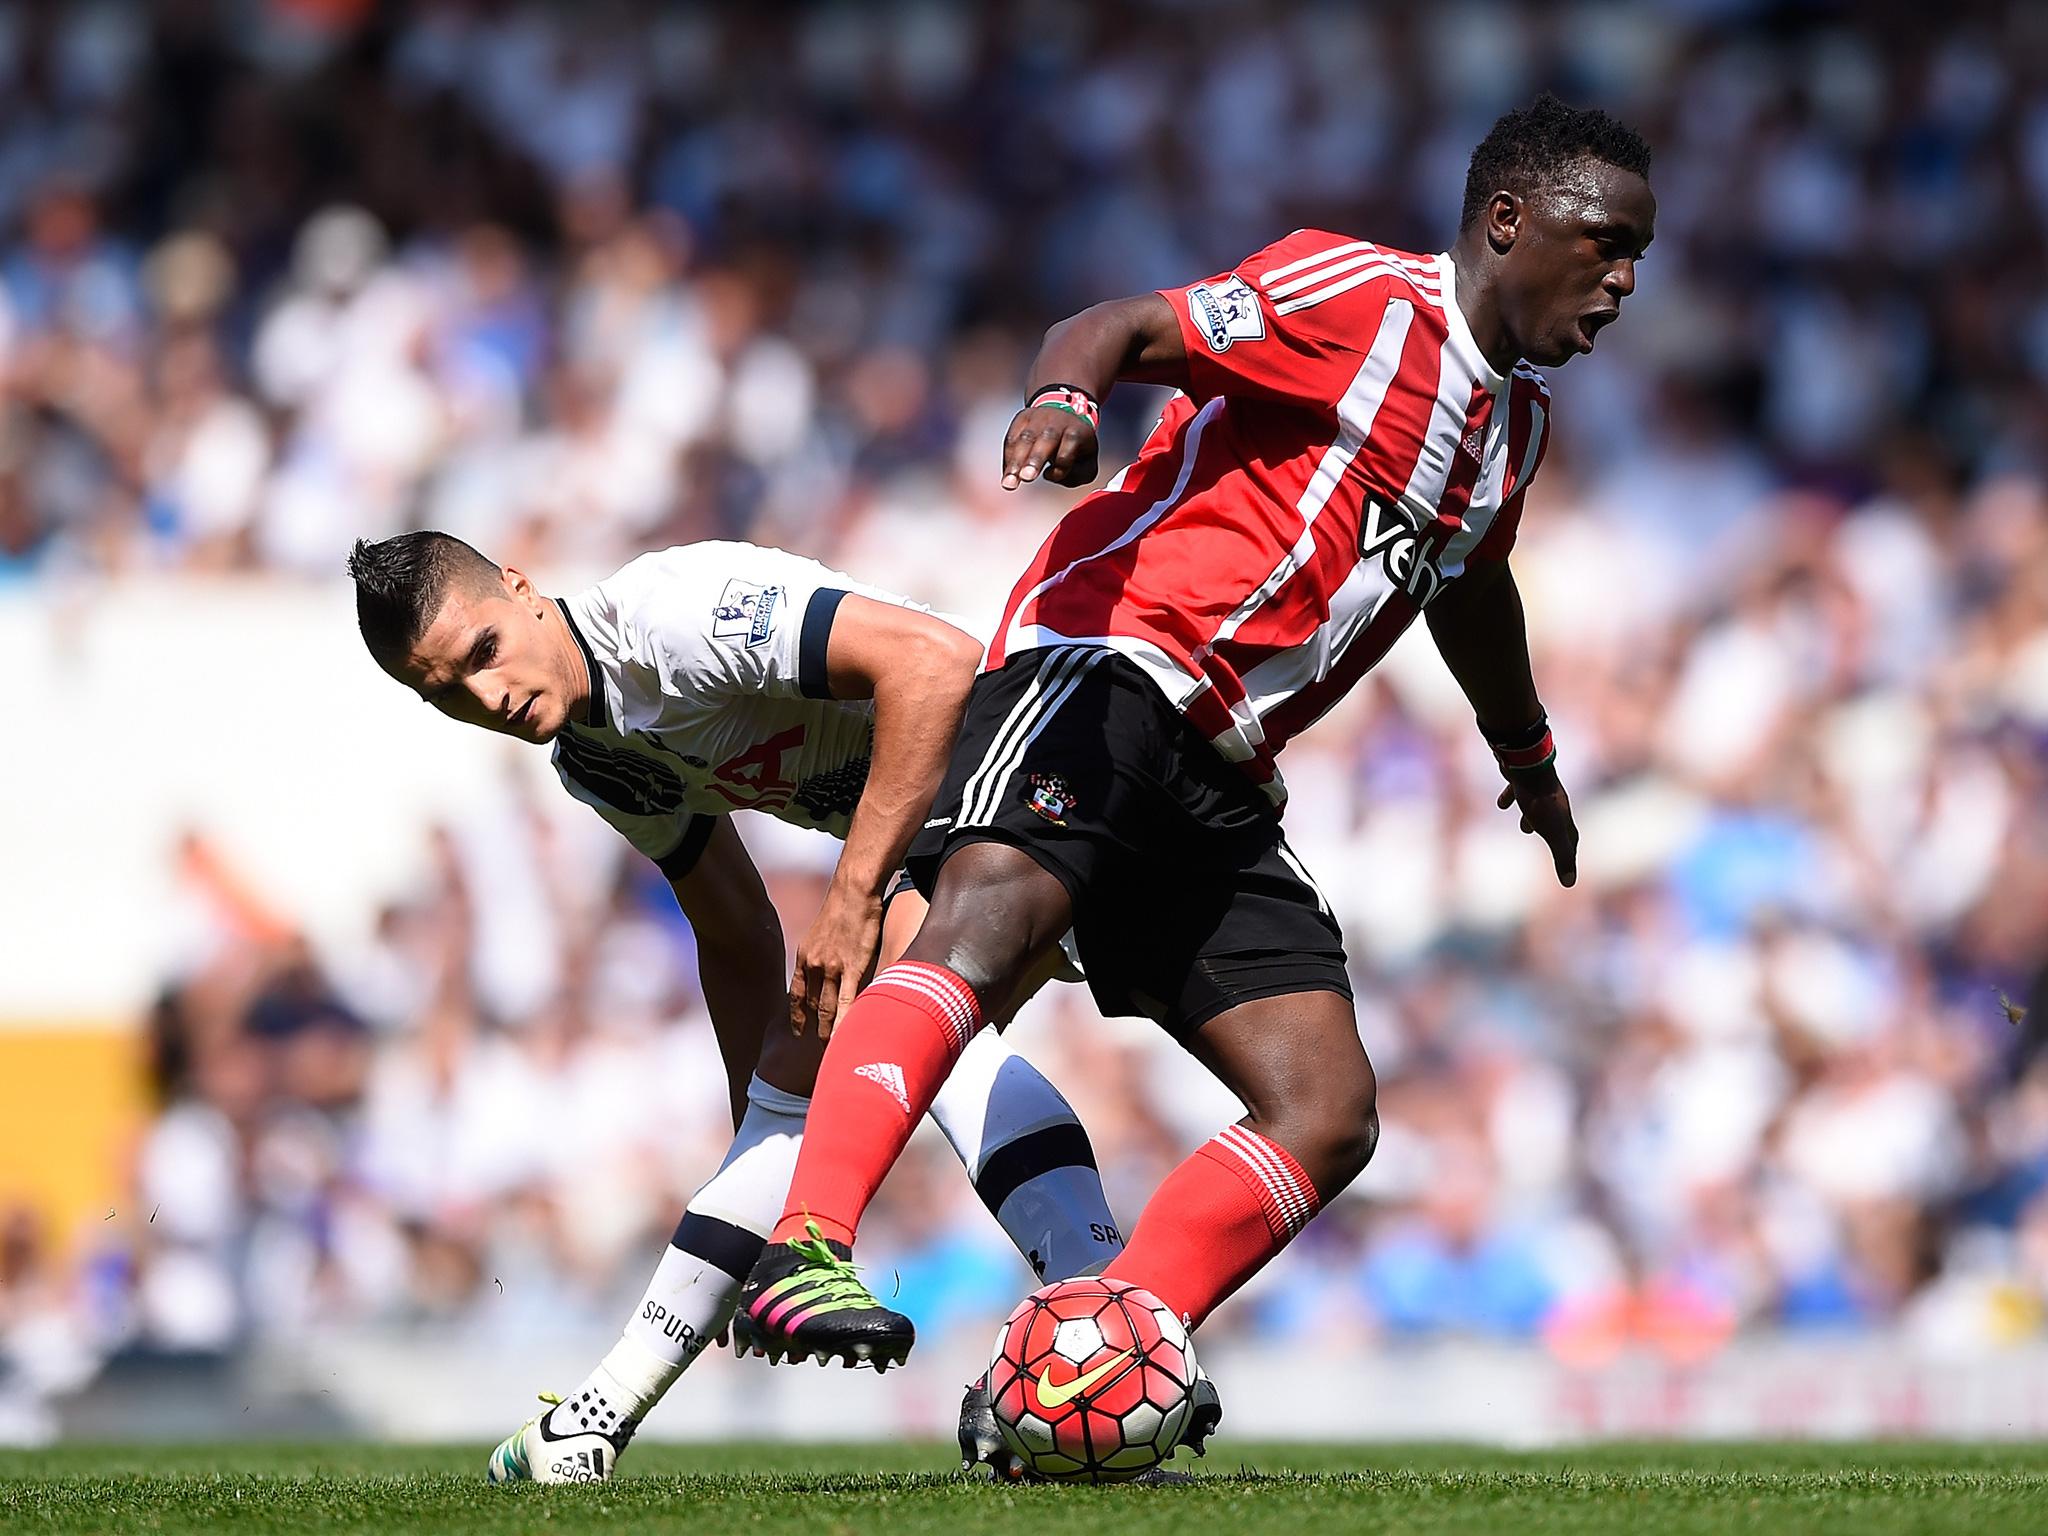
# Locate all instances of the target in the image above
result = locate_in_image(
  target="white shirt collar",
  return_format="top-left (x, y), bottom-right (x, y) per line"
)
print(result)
top-left (557, 592), bottom-right (617, 733)
top-left (1436, 252), bottom-right (1507, 393)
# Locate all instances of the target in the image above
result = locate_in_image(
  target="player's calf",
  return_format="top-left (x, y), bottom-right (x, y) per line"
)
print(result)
top-left (740, 849), bottom-right (1074, 1365)
top-left (1188, 988), bottom-right (1380, 1200)
top-left (1105, 990), bottom-right (1376, 1329)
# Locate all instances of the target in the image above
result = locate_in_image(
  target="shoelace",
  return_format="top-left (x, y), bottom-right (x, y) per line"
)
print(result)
top-left (529, 1390), bottom-right (564, 1432)
top-left (783, 1219), bottom-right (881, 1306)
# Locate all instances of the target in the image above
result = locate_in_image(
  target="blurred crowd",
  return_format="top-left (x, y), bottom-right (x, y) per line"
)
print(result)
top-left (5, 0), bottom-right (2048, 1422)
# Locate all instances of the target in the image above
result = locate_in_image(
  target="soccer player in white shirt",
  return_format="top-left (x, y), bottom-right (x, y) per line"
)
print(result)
top-left (347, 532), bottom-right (1143, 1482)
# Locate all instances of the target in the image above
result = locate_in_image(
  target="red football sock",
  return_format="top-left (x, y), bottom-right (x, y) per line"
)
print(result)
top-left (770, 961), bottom-right (984, 1248)
top-left (1104, 1123), bottom-right (1321, 1329)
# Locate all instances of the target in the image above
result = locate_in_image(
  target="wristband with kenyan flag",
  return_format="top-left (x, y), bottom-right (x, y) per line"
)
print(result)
top-left (1026, 383), bottom-right (1101, 432)
top-left (1486, 714), bottom-right (1557, 776)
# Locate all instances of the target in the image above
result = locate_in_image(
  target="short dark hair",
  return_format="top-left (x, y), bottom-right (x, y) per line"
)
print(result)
top-left (1461, 93), bottom-right (1652, 230)
top-left (346, 531), bottom-right (501, 666)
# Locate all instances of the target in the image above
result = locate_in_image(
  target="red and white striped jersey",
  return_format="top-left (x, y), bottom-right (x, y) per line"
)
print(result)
top-left (988, 230), bottom-right (1553, 806)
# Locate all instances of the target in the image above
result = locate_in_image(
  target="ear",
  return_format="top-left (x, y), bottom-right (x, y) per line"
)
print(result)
top-left (1485, 190), bottom-right (1521, 256)
top-left (500, 565), bottom-right (546, 617)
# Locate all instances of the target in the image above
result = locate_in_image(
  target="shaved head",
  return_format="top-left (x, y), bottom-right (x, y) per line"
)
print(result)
top-left (347, 532), bottom-right (503, 670)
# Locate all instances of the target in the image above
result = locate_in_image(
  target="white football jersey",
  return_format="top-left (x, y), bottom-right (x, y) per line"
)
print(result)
top-left (550, 541), bottom-right (937, 875)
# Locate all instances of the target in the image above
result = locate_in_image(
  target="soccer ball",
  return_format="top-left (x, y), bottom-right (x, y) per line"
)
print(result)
top-left (986, 1276), bottom-right (1199, 1482)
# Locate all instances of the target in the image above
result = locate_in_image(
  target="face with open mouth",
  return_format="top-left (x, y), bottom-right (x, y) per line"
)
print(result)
top-left (1576, 307), bottom-right (1620, 353)
top-left (1492, 158), bottom-right (1655, 369)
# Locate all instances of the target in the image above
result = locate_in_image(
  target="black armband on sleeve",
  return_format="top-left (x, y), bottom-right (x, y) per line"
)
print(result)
top-left (654, 814), bottom-right (721, 880)
top-left (797, 588), bottom-right (850, 700)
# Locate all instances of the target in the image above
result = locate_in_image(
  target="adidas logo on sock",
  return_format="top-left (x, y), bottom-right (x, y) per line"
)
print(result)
top-left (855, 1061), bottom-right (910, 1112)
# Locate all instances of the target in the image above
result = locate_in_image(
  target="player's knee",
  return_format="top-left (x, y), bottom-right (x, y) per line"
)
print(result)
top-left (1334, 1083), bottom-right (1381, 1185)
top-left (1291, 1059), bottom-right (1379, 1188)
top-left (907, 843), bottom-right (1072, 1003)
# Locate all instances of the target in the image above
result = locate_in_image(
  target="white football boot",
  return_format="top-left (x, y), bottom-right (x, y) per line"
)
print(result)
top-left (486, 1388), bottom-right (636, 1485)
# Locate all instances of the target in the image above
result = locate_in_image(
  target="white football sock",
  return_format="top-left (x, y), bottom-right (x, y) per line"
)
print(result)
top-left (927, 1030), bottom-right (1124, 1282)
top-left (554, 1075), bottom-right (806, 1425)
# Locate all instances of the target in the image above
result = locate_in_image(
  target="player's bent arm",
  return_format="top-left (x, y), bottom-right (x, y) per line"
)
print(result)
top-left (668, 817), bottom-right (789, 1127)
top-left (1004, 294), bottom-right (1188, 490)
top-left (1029, 294), bottom-right (1191, 399)
top-left (788, 596), bottom-right (981, 1033)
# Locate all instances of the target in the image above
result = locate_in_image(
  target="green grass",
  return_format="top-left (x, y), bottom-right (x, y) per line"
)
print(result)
top-left (6, 1442), bottom-right (2048, 1535)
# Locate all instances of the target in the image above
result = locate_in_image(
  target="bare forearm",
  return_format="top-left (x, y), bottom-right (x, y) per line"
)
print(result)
top-left (1431, 567), bottom-right (1579, 885)
top-left (1003, 295), bottom-right (1186, 491)
top-left (669, 823), bottom-right (786, 1124)
top-left (794, 600), bottom-right (978, 1034)
top-left (698, 927), bottom-right (784, 1126)
top-left (832, 664), bottom-right (972, 898)
top-left (1426, 564), bottom-right (1544, 736)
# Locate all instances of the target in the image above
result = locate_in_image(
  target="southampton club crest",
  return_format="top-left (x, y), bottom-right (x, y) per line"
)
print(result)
top-left (1025, 772), bottom-right (1077, 826)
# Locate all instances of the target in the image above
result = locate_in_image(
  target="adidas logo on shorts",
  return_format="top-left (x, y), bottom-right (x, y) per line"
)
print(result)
top-left (855, 1062), bottom-right (911, 1113)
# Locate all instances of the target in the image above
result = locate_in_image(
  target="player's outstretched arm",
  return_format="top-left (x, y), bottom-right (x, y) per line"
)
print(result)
top-left (670, 818), bottom-right (791, 1127)
top-left (1425, 560), bottom-right (1579, 888)
top-left (791, 597), bottom-right (982, 1037)
top-left (1001, 293), bottom-right (1189, 491)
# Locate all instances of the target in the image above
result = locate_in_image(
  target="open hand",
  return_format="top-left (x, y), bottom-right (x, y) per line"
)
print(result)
top-left (789, 887), bottom-right (884, 1037)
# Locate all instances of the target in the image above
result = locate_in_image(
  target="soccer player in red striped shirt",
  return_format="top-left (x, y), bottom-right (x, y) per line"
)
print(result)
top-left (738, 96), bottom-right (1655, 1390)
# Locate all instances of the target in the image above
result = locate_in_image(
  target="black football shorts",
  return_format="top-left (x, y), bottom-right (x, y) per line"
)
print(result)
top-left (906, 646), bottom-right (1351, 1035)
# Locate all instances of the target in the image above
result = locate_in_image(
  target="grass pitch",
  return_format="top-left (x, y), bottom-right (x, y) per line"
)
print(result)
top-left (5, 1441), bottom-right (2048, 1535)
